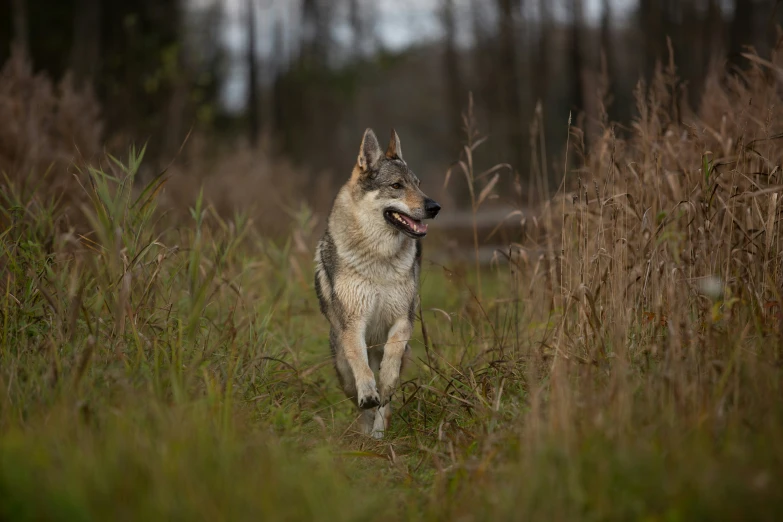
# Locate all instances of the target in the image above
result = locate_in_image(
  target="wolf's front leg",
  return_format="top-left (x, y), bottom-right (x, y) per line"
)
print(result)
top-left (340, 325), bottom-right (380, 409)
top-left (378, 318), bottom-right (412, 406)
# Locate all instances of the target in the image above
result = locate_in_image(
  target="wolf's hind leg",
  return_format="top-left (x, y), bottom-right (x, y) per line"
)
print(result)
top-left (358, 408), bottom-right (375, 436)
top-left (371, 403), bottom-right (392, 439)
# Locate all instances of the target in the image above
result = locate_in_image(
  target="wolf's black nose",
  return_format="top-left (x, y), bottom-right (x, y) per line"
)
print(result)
top-left (424, 198), bottom-right (441, 218)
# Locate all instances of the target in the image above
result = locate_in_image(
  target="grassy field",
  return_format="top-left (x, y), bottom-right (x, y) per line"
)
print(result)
top-left (2, 55), bottom-right (783, 520)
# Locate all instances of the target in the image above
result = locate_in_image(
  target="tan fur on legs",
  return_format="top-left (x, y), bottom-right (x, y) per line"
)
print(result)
top-left (378, 318), bottom-right (412, 405)
top-left (334, 348), bottom-right (357, 404)
top-left (372, 404), bottom-right (392, 439)
top-left (339, 325), bottom-right (379, 409)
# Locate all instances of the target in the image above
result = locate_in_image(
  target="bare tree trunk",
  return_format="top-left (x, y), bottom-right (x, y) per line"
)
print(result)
top-left (10, 0), bottom-right (28, 57)
top-left (442, 0), bottom-right (463, 149)
top-left (349, 0), bottom-right (364, 52)
top-left (704, 0), bottom-right (724, 63)
top-left (301, 0), bottom-right (329, 65)
top-left (471, 0), bottom-right (493, 112)
top-left (247, 0), bottom-right (259, 147)
top-left (532, 0), bottom-right (549, 106)
top-left (570, 0), bottom-right (585, 113)
top-left (161, 1), bottom-right (187, 163)
top-left (70, 0), bottom-right (102, 86)
top-left (599, 0), bottom-right (613, 120)
top-left (730, 0), bottom-right (755, 62)
top-left (272, 16), bottom-right (287, 142)
top-left (497, 0), bottom-right (524, 168)
top-left (639, 0), bottom-right (661, 79)
top-left (600, 0), bottom-right (612, 74)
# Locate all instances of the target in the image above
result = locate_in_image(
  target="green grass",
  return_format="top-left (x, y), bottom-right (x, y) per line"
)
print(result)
top-left (3, 107), bottom-right (783, 520)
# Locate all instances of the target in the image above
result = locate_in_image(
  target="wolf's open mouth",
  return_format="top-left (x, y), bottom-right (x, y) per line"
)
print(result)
top-left (384, 209), bottom-right (428, 238)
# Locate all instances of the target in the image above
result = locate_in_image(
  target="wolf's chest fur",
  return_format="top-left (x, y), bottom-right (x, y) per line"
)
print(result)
top-left (315, 205), bottom-right (419, 347)
top-left (357, 255), bottom-right (418, 347)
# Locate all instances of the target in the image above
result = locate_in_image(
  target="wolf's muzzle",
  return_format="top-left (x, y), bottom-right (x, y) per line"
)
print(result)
top-left (424, 198), bottom-right (441, 219)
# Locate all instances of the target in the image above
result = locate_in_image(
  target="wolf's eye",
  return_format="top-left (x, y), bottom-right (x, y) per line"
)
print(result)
top-left (391, 182), bottom-right (403, 190)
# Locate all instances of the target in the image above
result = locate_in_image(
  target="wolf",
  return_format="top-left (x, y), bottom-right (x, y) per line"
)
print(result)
top-left (314, 128), bottom-right (441, 438)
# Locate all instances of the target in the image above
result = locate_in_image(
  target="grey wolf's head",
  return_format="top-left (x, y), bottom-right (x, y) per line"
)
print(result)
top-left (349, 128), bottom-right (441, 239)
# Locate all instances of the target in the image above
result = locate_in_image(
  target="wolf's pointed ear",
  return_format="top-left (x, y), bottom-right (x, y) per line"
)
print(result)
top-left (357, 128), bottom-right (382, 172)
top-left (385, 128), bottom-right (403, 161)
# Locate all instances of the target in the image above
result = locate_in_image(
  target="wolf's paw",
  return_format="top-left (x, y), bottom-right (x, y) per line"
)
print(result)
top-left (378, 385), bottom-right (394, 406)
top-left (357, 379), bottom-right (380, 410)
top-left (378, 369), bottom-right (400, 405)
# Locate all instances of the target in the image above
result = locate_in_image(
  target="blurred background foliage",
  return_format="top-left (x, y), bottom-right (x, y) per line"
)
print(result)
top-left (2, 0), bottom-right (783, 208)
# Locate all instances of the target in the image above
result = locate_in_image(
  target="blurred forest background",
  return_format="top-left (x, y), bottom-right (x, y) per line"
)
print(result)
top-left (2, 0), bottom-right (783, 216)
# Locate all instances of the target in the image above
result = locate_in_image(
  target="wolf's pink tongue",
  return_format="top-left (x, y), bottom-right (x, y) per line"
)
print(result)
top-left (400, 214), bottom-right (415, 227)
top-left (400, 214), bottom-right (427, 234)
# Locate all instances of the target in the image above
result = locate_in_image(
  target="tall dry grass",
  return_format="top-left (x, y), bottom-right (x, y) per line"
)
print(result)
top-left (0, 49), bottom-right (102, 231)
top-left (0, 50), bottom-right (325, 239)
top-left (385, 44), bottom-right (783, 519)
top-left (163, 134), bottom-right (333, 239)
top-left (0, 41), bottom-right (782, 520)
top-left (533, 43), bottom-right (783, 433)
